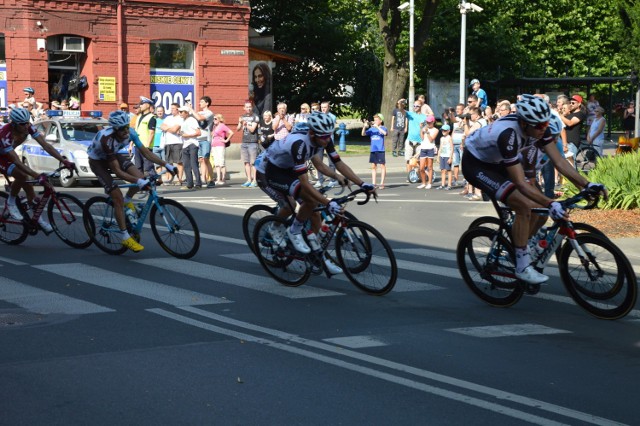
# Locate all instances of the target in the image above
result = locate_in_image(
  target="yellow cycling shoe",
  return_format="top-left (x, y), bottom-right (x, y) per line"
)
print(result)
top-left (122, 236), bottom-right (144, 252)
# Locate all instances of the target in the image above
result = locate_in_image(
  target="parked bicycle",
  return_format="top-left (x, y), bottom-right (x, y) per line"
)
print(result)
top-left (574, 139), bottom-right (602, 173)
top-left (252, 188), bottom-right (398, 295)
top-left (83, 171), bottom-right (200, 258)
top-left (0, 167), bottom-right (91, 248)
top-left (457, 189), bottom-right (637, 319)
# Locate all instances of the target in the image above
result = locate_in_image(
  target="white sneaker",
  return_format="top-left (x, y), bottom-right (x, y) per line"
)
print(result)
top-left (38, 216), bottom-right (54, 235)
top-left (416, 184), bottom-right (426, 189)
top-left (287, 228), bottom-right (311, 254)
top-left (515, 265), bottom-right (549, 284)
top-left (6, 202), bottom-right (23, 220)
top-left (324, 255), bottom-right (343, 275)
top-left (425, 184), bottom-right (432, 189)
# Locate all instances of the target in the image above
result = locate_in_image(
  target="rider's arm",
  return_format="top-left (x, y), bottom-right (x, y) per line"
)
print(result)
top-left (4, 150), bottom-right (40, 179)
top-left (33, 133), bottom-right (66, 164)
top-left (505, 163), bottom-right (552, 208)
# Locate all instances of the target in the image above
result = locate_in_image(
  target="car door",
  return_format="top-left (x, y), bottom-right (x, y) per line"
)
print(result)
top-left (24, 122), bottom-right (50, 171)
top-left (40, 121), bottom-right (62, 173)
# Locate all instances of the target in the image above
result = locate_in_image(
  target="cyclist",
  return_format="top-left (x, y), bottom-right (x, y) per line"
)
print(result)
top-left (0, 107), bottom-right (75, 233)
top-left (462, 94), bottom-right (607, 284)
top-left (87, 110), bottom-right (176, 252)
top-left (265, 112), bottom-right (375, 274)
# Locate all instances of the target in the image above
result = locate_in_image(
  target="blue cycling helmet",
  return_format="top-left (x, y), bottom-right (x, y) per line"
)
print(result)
top-left (516, 94), bottom-right (551, 124)
top-left (23, 87), bottom-right (35, 94)
top-left (10, 107), bottom-right (32, 124)
top-left (108, 110), bottom-right (131, 129)
top-left (292, 121), bottom-right (309, 134)
top-left (548, 114), bottom-right (563, 136)
top-left (307, 112), bottom-right (335, 135)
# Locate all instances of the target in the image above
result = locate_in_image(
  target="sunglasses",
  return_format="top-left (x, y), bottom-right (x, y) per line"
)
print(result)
top-left (413, 105), bottom-right (421, 108)
top-left (115, 125), bottom-right (130, 131)
top-left (315, 133), bottom-right (332, 141)
top-left (527, 121), bottom-right (549, 130)
top-left (570, 101), bottom-right (578, 104)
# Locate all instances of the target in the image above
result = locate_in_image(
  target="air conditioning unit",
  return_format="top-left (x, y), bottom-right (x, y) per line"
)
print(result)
top-left (62, 36), bottom-right (85, 52)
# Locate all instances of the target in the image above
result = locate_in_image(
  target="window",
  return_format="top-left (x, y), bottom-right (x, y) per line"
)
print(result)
top-left (150, 41), bottom-right (194, 70)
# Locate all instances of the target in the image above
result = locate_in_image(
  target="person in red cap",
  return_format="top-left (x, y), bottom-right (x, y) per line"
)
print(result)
top-left (559, 94), bottom-right (586, 158)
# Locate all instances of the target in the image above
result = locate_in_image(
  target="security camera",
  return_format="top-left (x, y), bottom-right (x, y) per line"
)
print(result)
top-left (469, 3), bottom-right (483, 12)
top-left (398, 2), bottom-right (410, 11)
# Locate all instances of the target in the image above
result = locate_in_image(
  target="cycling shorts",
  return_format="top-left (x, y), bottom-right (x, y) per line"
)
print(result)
top-left (256, 169), bottom-right (290, 210)
top-left (460, 149), bottom-right (517, 203)
top-left (89, 154), bottom-right (135, 194)
top-left (265, 162), bottom-right (303, 203)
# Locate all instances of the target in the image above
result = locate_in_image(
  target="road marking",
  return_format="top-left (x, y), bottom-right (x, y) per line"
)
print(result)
top-left (0, 256), bottom-right (28, 266)
top-left (149, 306), bottom-right (624, 426)
top-left (33, 263), bottom-right (230, 307)
top-left (0, 277), bottom-right (114, 315)
top-left (323, 335), bottom-right (388, 348)
top-left (134, 258), bottom-right (344, 299)
top-left (446, 323), bottom-right (571, 338)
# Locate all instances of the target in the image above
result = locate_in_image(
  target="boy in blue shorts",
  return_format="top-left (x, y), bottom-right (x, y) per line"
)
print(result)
top-left (362, 113), bottom-right (388, 189)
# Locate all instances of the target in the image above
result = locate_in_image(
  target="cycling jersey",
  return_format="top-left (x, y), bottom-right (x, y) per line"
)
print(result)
top-left (266, 130), bottom-right (341, 176)
top-left (87, 127), bottom-right (144, 161)
top-left (0, 123), bottom-right (43, 155)
top-left (464, 115), bottom-right (553, 167)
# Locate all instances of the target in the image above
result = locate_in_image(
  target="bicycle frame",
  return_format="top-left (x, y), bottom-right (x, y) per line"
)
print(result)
top-left (116, 179), bottom-right (182, 235)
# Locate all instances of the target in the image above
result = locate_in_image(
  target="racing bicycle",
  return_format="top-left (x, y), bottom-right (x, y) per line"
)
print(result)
top-left (457, 189), bottom-right (637, 319)
top-left (0, 167), bottom-right (91, 248)
top-left (83, 171), bottom-right (200, 258)
top-left (252, 188), bottom-right (397, 295)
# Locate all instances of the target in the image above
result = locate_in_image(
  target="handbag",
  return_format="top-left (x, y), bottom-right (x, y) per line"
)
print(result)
top-left (225, 140), bottom-right (230, 148)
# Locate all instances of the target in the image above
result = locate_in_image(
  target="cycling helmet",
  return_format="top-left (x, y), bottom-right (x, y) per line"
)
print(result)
top-left (292, 121), bottom-right (309, 134)
top-left (548, 114), bottom-right (563, 136)
top-left (108, 110), bottom-right (131, 129)
top-left (516, 94), bottom-right (551, 124)
top-left (307, 112), bottom-right (335, 135)
top-left (23, 87), bottom-right (35, 94)
top-left (9, 107), bottom-right (31, 124)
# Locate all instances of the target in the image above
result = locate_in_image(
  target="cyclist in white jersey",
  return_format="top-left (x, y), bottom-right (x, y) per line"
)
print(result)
top-left (88, 110), bottom-right (176, 252)
top-left (462, 94), bottom-right (607, 284)
top-left (265, 112), bottom-right (374, 274)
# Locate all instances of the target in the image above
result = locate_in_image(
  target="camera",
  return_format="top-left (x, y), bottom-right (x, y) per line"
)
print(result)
top-left (491, 113), bottom-right (499, 120)
top-left (458, 113), bottom-right (472, 120)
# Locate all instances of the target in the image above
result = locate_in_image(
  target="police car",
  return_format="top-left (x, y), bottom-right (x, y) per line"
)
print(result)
top-left (14, 110), bottom-right (109, 187)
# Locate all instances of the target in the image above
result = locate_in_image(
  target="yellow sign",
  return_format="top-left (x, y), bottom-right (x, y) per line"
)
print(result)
top-left (98, 77), bottom-right (116, 102)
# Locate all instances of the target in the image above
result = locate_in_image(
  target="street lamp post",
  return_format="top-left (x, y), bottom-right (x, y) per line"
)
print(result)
top-left (398, 0), bottom-right (415, 103)
top-left (458, 1), bottom-right (483, 103)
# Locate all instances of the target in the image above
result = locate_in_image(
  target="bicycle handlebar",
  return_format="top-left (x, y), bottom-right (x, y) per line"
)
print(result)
top-left (560, 188), bottom-right (601, 211)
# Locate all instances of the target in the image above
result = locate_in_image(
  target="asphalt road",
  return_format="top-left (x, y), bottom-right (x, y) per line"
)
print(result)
top-left (1, 170), bottom-right (639, 425)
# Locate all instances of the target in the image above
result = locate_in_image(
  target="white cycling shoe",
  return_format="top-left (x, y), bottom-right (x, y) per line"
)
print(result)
top-left (268, 225), bottom-right (287, 248)
top-left (287, 228), bottom-right (311, 254)
top-left (6, 202), bottom-right (23, 221)
top-left (324, 255), bottom-right (343, 275)
top-left (515, 265), bottom-right (549, 284)
top-left (38, 216), bottom-right (54, 235)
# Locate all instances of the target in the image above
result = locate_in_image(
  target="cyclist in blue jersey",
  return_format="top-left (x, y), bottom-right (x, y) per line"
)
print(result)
top-left (87, 110), bottom-right (176, 252)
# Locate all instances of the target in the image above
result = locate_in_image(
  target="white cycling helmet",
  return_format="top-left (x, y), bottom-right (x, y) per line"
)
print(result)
top-left (548, 114), bottom-right (563, 136)
top-left (10, 107), bottom-right (31, 124)
top-left (108, 110), bottom-right (131, 129)
top-left (516, 94), bottom-right (551, 124)
top-left (307, 112), bottom-right (335, 135)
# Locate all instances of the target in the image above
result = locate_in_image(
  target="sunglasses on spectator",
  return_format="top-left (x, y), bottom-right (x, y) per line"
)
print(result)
top-left (527, 121), bottom-right (549, 130)
top-left (413, 105), bottom-right (420, 108)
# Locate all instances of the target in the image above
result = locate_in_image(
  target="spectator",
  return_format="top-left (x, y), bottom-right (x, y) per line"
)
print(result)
top-left (496, 100), bottom-right (511, 118)
top-left (417, 115), bottom-right (438, 189)
top-left (361, 113), bottom-right (387, 189)
top-left (160, 103), bottom-right (185, 185)
top-left (437, 124), bottom-right (453, 190)
top-left (390, 98), bottom-right (408, 157)
top-left (623, 101), bottom-right (635, 139)
top-left (469, 79), bottom-right (488, 110)
top-left (416, 94), bottom-right (434, 116)
top-left (587, 106), bottom-right (606, 156)
top-left (310, 102), bottom-right (320, 112)
top-left (295, 103), bottom-right (311, 124)
top-left (560, 94), bottom-right (586, 159)
top-left (314, 101), bottom-right (338, 188)
top-left (51, 100), bottom-right (61, 110)
top-left (60, 99), bottom-right (69, 110)
top-left (211, 114), bottom-right (234, 185)
top-left (237, 100), bottom-right (260, 187)
top-left (152, 105), bottom-right (166, 172)
top-left (191, 96), bottom-right (215, 188)
top-left (586, 94), bottom-right (600, 127)
top-left (22, 87), bottom-right (43, 110)
top-left (251, 62), bottom-right (272, 117)
top-left (272, 102), bottom-right (293, 141)
top-left (404, 100), bottom-right (426, 178)
top-left (449, 103), bottom-right (465, 186)
top-left (178, 105), bottom-right (202, 190)
top-left (258, 110), bottom-right (275, 150)
top-left (133, 96), bottom-right (157, 175)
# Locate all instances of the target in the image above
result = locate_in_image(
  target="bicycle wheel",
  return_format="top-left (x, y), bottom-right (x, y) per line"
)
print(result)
top-left (83, 196), bottom-right (127, 255)
top-left (0, 192), bottom-right (28, 245)
top-left (335, 220), bottom-right (397, 295)
top-left (408, 168), bottom-right (419, 183)
top-left (468, 216), bottom-right (501, 231)
top-left (574, 147), bottom-right (599, 173)
top-left (553, 222), bottom-right (608, 264)
top-left (243, 204), bottom-right (277, 254)
top-left (456, 226), bottom-right (524, 307)
top-left (558, 232), bottom-right (637, 320)
top-left (150, 198), bottom-right (200, 259)
top-left (48, 193), bottom-right (92, 248)
top-left (253, 215), bottom-right (310, 287)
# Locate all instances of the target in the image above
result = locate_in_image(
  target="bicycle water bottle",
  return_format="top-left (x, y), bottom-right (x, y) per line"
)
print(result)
top-left (318, 224), bottom-right (331, 244)
top-left (532, 238), bottom-right (548, 262)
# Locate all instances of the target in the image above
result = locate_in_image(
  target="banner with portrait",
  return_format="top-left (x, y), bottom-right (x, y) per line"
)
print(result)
top-left (249, 61), bottom-right (273, 117)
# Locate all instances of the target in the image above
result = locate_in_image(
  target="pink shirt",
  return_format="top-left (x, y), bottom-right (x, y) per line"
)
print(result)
top-left (211, 123), bottom-right (232, 147)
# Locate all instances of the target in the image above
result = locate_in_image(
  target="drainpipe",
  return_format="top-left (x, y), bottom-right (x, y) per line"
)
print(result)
top-left (117, 0), bottom-right (124, 103)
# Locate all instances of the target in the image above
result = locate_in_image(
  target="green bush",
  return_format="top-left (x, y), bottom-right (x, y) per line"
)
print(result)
top-left (565, 152), bottom-right (640, 210)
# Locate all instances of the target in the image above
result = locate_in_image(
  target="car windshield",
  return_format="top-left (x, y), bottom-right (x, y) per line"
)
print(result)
top-left (61, 122), bottom-right (107, 141)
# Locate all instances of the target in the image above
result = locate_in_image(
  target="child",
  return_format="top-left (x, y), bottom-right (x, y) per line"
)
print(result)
top-left (418, 115), bottom-right (438, 189)
top-left (362, 113), bottom-right (388, 189)
top-left (437, 124), bottom-right (454, 190)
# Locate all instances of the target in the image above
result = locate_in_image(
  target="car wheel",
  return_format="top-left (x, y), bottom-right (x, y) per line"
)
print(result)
top-left (58, 166), bottom-right (78, 188)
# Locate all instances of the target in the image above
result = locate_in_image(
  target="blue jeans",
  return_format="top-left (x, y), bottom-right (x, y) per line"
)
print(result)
top-left (182, 144), bottom-right (201, 187)
top-left (541, 161), bottom-right (555, 198)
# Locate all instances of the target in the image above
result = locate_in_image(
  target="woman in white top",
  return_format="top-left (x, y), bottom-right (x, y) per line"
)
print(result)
top-left (417, 115), bottom-right (439, 189)
top-left (587, 106), bottom-right (606, 156)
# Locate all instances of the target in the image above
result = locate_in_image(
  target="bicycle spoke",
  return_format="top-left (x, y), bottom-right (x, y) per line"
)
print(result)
top-left (150, 198), bottom-right (200, 259)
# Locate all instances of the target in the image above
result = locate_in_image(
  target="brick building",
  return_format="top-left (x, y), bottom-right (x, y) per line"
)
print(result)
top-left (0, 0), bottom-right (253, 122)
